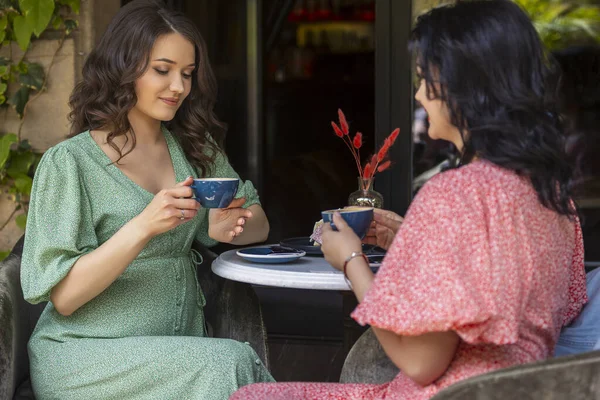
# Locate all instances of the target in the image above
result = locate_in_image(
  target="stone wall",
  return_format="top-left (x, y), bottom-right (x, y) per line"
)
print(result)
top-left (0, 38), bottom-right (76, 252)
top-left (0, 0), bottom-right (121, 253)
top-left (1, 39), bottom-right (75, 151)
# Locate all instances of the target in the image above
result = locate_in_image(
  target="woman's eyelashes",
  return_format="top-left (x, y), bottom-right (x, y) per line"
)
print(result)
top-left (153, 67), bottom-right (193, 79)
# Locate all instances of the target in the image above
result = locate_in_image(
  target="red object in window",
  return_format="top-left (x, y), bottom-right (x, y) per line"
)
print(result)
top-left (358, 10), bottom-right (375, 21)
top-left (356, 0), bottom-right (375, 21)
top-left (288, 0), bottom-right (308, 22)
top-left (316, 0), bottom-right (332, 21)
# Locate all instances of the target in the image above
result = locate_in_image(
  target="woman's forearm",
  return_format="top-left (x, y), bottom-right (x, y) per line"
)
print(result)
top-left (231, 204), bottom-right (269, 245)
top-left (345, 257), bottom-right (375, 302)
top-left (50, 216), bottom-right (151, 316)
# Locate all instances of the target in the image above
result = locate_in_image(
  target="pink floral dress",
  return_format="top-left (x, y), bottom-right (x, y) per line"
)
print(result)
top-left (231, 160), bottom-right (587, 400)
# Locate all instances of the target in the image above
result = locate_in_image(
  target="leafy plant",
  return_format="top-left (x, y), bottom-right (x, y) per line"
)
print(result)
top-left (0, 0), bottom-right (79, 260)
top-left (414, 0), bottom-right (600, 50)
top-left (515, 0), bottom-right (600, 50)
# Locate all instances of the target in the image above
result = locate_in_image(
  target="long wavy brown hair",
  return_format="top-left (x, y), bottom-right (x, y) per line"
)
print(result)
top-left (68, 0), bottom-right (226, 177)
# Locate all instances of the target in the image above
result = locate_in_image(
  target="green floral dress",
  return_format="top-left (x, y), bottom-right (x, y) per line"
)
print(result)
top-left (21, 129), bottom-right (274, 400)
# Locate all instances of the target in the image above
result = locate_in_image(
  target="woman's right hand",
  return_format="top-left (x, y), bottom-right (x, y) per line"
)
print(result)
top-left (134, 177), bottom-right (200, 238)
top-left (363, 208), bottom-right (404, 250)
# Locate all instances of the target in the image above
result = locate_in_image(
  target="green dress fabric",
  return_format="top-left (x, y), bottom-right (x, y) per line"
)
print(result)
top-left (21, 129), bottom-right (274, 400)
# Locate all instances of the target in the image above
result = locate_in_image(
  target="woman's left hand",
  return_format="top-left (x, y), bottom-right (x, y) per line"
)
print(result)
top-left (208, 197), bottom-right (252, 243)
top-left (321, 212), bottom-right (363, 271)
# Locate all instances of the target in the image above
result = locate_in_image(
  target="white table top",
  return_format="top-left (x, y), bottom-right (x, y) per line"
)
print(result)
top-left (212, 246), bottom-right (600, 291)
top-left (212, 246), bottom-right (353, 291)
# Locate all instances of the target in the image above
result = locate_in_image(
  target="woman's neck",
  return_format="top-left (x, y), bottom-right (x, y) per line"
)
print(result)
top-left (126, 108), bottom-right (164, 145)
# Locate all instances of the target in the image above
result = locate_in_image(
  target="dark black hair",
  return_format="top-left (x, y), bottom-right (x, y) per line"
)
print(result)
top-left (411, 0), bottom-right (577, 217)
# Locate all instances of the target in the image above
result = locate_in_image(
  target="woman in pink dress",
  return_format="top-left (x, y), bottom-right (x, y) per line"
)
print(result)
top-left (231, 1), bottom-right (587, 399)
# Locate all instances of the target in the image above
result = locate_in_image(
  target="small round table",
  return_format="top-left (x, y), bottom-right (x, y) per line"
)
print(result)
top-left (212, 247), bottom-right (378, 353)
top-left (211, 247), bottom-right (351, 291)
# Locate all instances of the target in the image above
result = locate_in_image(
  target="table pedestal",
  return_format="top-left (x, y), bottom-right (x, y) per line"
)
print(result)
top-left (342, 292), bottom-right (368, 355)
top-left (212, 248), bottom-right (371, 358)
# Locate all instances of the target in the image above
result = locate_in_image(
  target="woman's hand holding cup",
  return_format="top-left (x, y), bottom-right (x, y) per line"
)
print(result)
top-left (134, 177), bottom-right (200, 238)
top-left (208, 197), bottom-right (252, 243)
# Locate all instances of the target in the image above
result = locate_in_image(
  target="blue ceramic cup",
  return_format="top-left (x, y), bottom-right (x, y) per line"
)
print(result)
top-left (190, 178), bottom-right (239, 208)
top-left (321, 206), bottom-right (374, 239)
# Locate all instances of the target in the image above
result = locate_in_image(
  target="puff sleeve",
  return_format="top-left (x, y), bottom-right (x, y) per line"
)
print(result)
top-left (21, 146), bottom-right (98, 304)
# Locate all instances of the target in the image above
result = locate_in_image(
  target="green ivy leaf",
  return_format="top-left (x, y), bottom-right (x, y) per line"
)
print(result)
top-left (0, 31), bottom-right (5, 43)
top-left (9, 86), bottom-right (30, 117)
top-left (17, 61), bottom-right (28, 73)
top-left (0, 95), bottom-right (6, 105)
top-left (64, 18), bottom-right (77, 34)
top-left (31, 151), bottom-right (42, 171)
top-left (0, 133), bottom-right (18, 169)
top-left (15, 213), bottom-right (27, 229)
top-left (6, 150), bottom-right (36, 176)
top-left (12, 14), bottom-right (32, 51)
top-left (0, 82), bottom-right (6, 94)
top-left (0, 13), bottom-right (8, 31)
top-left (19, 0), bottom-right (55, 37)
top-left (51, 14), bottom-right (62, 29)
top-left (17, 139), bottom-right (31, 151)
top-left (0, 251), bottom-right (10, 262)
top-left (14, 174), bottom-right (32, 195)
top-left (19, 62), bottom-right (44, 90)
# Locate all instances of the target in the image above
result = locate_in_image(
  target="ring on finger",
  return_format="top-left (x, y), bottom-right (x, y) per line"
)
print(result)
top-left (179, 209), bottom-right (185, 220)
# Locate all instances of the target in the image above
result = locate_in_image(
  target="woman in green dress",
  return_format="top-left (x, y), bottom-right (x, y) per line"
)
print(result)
top-left (20, 0), bottom-right (274, 398)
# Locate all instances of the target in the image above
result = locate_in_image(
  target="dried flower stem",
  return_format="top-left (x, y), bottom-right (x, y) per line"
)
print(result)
top-left (342, 134), bottom-right (362, 176)
top-left (331, 109), bottom-right (400, 183)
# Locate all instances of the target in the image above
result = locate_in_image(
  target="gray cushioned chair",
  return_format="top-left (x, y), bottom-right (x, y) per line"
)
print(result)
top-left (0, 236), bottom-right (269, 400)
top-left (341, 327), bottom-right (600, 399)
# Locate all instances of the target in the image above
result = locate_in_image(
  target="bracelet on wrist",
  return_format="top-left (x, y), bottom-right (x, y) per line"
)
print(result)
top-left (342, 251), bottom-right (369, 289)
